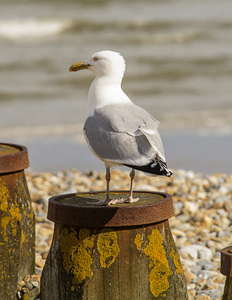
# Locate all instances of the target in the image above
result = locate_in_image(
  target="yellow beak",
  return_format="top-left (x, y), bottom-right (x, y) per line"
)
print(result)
top-left (69, 62), bottom-right (90, 72)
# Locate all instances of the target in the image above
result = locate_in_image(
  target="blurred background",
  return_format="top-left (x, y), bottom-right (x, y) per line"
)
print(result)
top-left (0, 0), bottom-right (232, 174)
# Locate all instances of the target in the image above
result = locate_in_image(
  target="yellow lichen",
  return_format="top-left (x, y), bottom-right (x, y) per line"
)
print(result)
top-left (21, 231), bottom-right (25, 244)
top-left (170, 248), bottom-right (183, 275)
top-left (0, 179), bottom-right (22, 241)
top-left (143, 229), bottom-right (173, 297)
top-left (134, 233), bottom-right (143, 251)
top-left (30, 210), bottom-right (34, 219)
top-left (0, 179), bottom-right (9, 211)
top-left (60, 227), bottom-right (94, 288)
top-left (97, 229), bottom-right (119, 268)
top-left (22, 294), bottom-right (29, 300)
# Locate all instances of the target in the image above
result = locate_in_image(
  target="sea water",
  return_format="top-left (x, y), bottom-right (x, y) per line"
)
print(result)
top-left (0, 0), bottom-right (232, 173)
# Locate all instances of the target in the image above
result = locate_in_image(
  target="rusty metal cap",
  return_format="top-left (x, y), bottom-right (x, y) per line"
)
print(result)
top-left (47, 191), bottom-right (174, 228)
top-left (0, 143), bottom-right (29, 174)
top-left (220, 246), bottom-right (232, 276)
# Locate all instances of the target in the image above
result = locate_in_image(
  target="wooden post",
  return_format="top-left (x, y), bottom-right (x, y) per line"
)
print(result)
top-left (41, 191), bottom-right (188, 300)
top-left (0, 143), bottom-right (35, 299)
top-left (220, 246), bottom-right (232, 299)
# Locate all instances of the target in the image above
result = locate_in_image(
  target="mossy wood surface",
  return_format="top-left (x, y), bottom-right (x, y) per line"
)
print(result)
top-left (47, 191), bottom-right (174, 228)
top-left (60, 191), bottom-right (164, 206)
top-left (41, 219), bottom-right (187, 299)
top-left (0, 171), bottom-right (35, 299)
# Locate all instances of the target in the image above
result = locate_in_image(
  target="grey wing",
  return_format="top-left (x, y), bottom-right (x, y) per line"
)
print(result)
top-left (83, 104), bottom-right (165, 166)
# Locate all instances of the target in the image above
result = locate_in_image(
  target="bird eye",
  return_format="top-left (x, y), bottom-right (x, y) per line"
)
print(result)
top-left (93, 57), bottom-right (98, 61)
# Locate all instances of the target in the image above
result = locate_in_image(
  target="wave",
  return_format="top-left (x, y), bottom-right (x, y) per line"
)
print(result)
top-left (0, 17), bottom-right (205, 42)
top-left (0, 18), bottom-right (72, 39)
top-left (0, 17), bottom-right (223, 44)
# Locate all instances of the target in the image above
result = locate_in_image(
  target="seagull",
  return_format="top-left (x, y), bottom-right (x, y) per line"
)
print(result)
top-left (69, 50), bottom-right (173, 205)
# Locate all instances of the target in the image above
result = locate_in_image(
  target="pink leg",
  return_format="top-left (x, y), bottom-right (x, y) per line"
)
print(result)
top-left (128, 169), bottom-right (139, 203)
top-left (88, 167), bottom-right (139, 206)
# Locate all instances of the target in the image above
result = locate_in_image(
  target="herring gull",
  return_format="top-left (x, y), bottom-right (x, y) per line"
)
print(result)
top-left (69, 50), bottom-right (173, 205)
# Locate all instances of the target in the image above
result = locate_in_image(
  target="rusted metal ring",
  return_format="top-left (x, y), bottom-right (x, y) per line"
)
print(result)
top-left (0, 143), bottom-right (29, 174)
top-left (47, 191), bottom-right (174, 227)
top-left (220, 246), bottom-right (232, 276)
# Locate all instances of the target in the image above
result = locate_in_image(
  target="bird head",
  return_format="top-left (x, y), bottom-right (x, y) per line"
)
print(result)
top-left (69, 50), bottom-right (126, 81)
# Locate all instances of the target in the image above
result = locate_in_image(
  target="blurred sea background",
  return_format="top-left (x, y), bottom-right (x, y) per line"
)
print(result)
top-left (0, 0), bottom-right (232, 174)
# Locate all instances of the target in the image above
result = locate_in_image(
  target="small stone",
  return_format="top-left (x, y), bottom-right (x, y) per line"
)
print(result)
top-left (176, 223), bottom-right (195, 232)
top-left (219, 186), bottom-right (228, 195)
top-left (194, 211), bottom-right (204, 222)
top-left (36, 253), bottom-right (45, 268)
top-left (195, 295), bottom-right (212, 300)
top-left (180, 251), bottom-right (190, 260)
top-left (31, 274), bottom-right (41, 282)
top-left (136, 184), bottom-right (154, 191)
top-left (203, 215), bottom-right (213, 227)
top-left (197, 270), bottom-right (219, 280)
top-left (30, 279), bottom-right (40, 288)
top-left (179, 245), bottom-right (212, 260)
top-left (225, 200), bottom-right (232, 212)
top-left (172, 228), bottom-right (185, 237)
top-left (209, 176), bottom-right (219, 187)
top-left (23, 274), bottom-right (31, 282)
top-left (41, 251), bottom-right (49, 259)
top-left (177, 214), bottom-right (190, 222)
top-left (186, 170), bottom-right (195, 179)
top-left (190, 264), bottom-right (201, 274)
top-left (173, 202), bottom-right (184, 215)
top-left (196, 278), bottom-right (207, 289)
top-left (196, 289), bottom-right (222, 300)
top-left (184, 271), bottom-right (197, 284)
top-left (187, 283), bottom-right (196, 290)
top-left (17, 284), bottom-right (22, 291)
top-left (38, 227), bottom-right (54, 237)
top-left (197, 260), bottom-right (216, 271)
top-left (22, 286), bottom-right (40, 300)
top-left (187, 289), bottom-right (196, 300)
top-left (35, 267), bottom-right (43, 276)
top-left (22, 287), bottom-right (29, 294)
top-left (217, 230), bottom-right (230, 238)
top-left (211, 273), bottom-right (225, 284)
top-left (184, 201), bottom-right (199, 213)
top-left (16, 290), bottom-right (22, 299)
top-left (24, 282), bottom-right (33, 290)
top-left (206, 240), bottom-right (215, 249)
top-left (18, 281), bottom-right (25, 287)
top-left (36, 243), bottom-right (50, 254)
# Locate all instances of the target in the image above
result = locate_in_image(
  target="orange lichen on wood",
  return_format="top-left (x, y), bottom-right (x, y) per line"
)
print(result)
top-left (134, 233), bottom-right (143, 251)
top-left (136, 229), bottom-right (173, 297)
top-left (170, 248), bottom-right (183, 276)
top-left (0, 179), bottom-right (21, 241)
top-left (60, 227), bottom-right (94, 289)
top-left (97, 229), bottom-right (120, 268)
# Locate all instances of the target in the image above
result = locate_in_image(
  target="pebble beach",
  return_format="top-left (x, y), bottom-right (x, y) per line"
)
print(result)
top-left (17, 168), bottom-right (232, 299)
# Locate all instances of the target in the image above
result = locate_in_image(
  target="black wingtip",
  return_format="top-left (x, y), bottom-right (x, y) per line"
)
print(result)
top-left (166, 169), bottom-right (174, 177)
top-left (124, 158), bottom-right (173, 177)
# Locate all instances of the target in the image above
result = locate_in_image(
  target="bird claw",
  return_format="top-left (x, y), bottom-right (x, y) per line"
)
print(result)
top-left (107, 198), bottom-right (126, 205)
top-left (87, 197), bottom-right (139, 206)
top-left (107, 197), bottom-right (140, 205)
top-left (108, 197), bottom-right (139, 205)
top-left (127, 197), bottom-right (139, 203)
top-left (87, 198), bottom-right (126, 206)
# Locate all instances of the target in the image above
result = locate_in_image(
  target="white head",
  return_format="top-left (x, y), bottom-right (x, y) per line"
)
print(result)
top-left (69, 50), bottom-right (126, 82)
